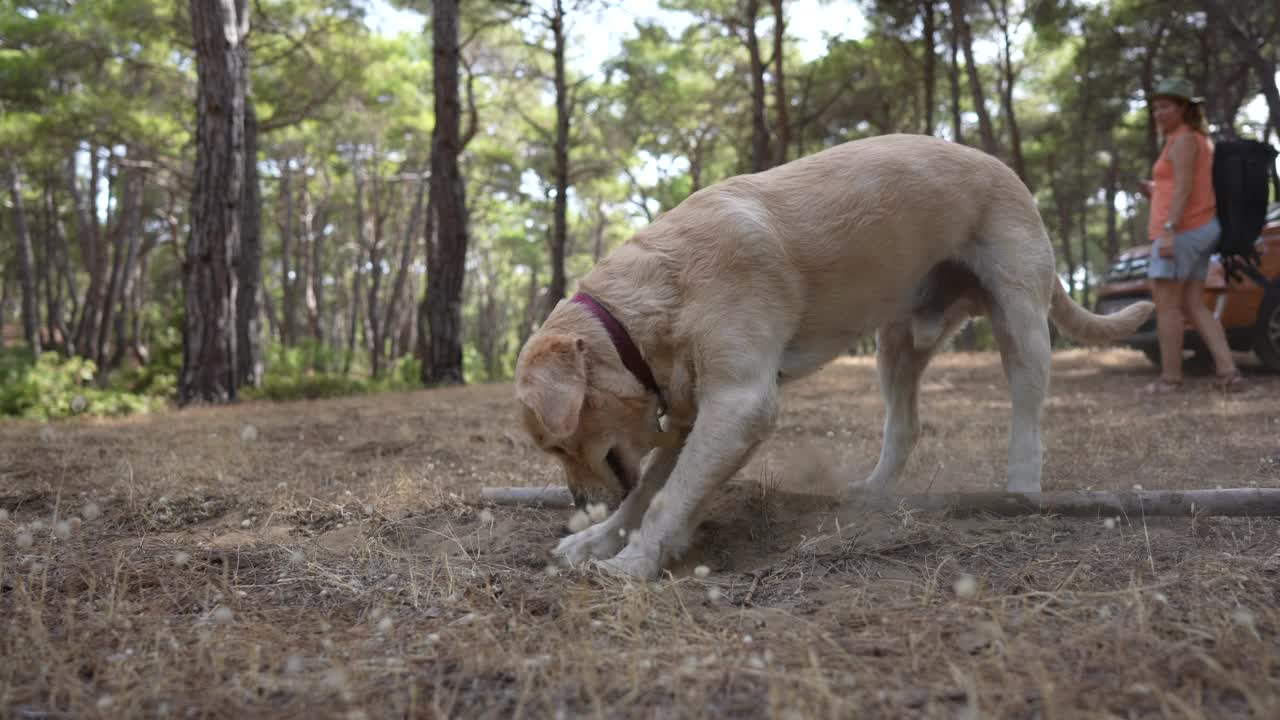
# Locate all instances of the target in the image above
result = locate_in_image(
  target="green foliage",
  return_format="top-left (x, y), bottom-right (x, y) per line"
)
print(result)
top-left (0, 349), bottom-right (163, 420)
top-left (241, 342), bottom-right (421, 402)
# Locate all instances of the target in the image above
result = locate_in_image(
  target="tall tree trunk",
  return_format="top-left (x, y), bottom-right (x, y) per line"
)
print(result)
top-left (43, 183), bottom-right (74, 353)
top-left (771, 0), bottom-right (790, 164)
top-left (6, 162), bottom-right (42, 356)
top-left (947, 11), bottom-right (964, 144)
top-left (1048, 152), bottom-right (1076, 297)
top-left (988, 0), bottom-right (1025, 185)
top-left (346, 150), bottom-right (366, 375)
top-left (98, 159), bottom-right (139, 371)
top-left (921, 0), bottom-right (936, 135)
top-left (951, 0), bottom-right (998, 155)
top-left (303, 174), bottom-right (330, 348)
top-left (366, 162), bottom-right (386, 376)
top-left (181, 0), bottom-right (247, 405)
top-left (71, 149), bottom-right (105, 358)
top-left (422, 0), bottom-right (469, 386)
top-left (381, 164), bottom-right (428, 368)
top-left (542, 0), bottom-right (571, 321)
top-left (237, 99), bottom-right (264, 388)
top-left (744, 0), bottom-right (771, 172)
top-left (1139, 23), bottom-right (1169, 167)
top-left (108, 167), bottom-right (144, 372)
top-left (280, 158), bottom-right (296, 347)
top-left (1075, 35), bottom-right (1093, 306)
top-left (1201, 0), bottom-right (1280, 138)
top-left (1104, 139), bottom-right (1119, 261)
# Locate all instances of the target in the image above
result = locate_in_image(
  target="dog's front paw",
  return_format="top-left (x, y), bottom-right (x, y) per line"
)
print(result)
top-left (594, 545), bottom-right (661, 580)
top-left (552, 525), bottom-right (625, 566)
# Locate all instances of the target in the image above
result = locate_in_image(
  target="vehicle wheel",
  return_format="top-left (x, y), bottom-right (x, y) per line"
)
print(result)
top-left (1254, 290), bottom-right (1280, 372)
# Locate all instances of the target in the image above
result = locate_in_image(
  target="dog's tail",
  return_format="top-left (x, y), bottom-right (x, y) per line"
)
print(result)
top-left (1048, 280), bottom-right (1154, 344)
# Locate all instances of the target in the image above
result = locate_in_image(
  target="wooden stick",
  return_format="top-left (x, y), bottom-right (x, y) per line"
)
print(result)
top-left (479, 486), bottom-right (1280, 517)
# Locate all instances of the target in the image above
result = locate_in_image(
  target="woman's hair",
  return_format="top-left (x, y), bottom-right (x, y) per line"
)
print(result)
top-left (1182, 101), bottom-right (1209, 135)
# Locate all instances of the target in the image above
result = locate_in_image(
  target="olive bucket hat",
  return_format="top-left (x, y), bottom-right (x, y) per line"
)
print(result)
top-left (1150, 77), bottom-right (1205, 104)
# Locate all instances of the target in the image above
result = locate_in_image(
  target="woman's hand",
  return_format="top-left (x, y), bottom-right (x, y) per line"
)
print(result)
top-left (1157, 228), bottom-right (1175, 258)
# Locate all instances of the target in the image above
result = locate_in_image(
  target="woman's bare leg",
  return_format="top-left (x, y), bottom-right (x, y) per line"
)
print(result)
top-left (1181, 279), bottom-right (1237, 376)
top-left (1152, 279), bottom-right (1186, 383)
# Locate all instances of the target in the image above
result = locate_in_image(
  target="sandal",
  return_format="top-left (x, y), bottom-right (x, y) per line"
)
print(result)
top-left (1213, 370), bottom-right (1246, 392)
top-left (1139, 378), bottom-right (1183, 395)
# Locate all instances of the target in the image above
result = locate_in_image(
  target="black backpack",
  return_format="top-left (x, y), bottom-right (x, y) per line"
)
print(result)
top-left (1211, 138), bottom-right (1279, 286)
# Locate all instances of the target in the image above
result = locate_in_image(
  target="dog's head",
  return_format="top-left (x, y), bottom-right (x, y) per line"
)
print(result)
top-left (515, 331), bottom-right (658, 511)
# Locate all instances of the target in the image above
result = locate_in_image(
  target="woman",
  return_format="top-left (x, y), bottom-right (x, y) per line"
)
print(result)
top-left (1138, 77), bottom-right (1243, 393)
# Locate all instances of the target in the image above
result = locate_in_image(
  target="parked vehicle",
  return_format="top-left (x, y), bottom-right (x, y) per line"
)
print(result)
top-left (1093, 201), bottom-right (1280, 371)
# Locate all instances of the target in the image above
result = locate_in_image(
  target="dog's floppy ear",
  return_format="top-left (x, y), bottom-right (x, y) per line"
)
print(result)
top-left (516, 334), bottom-right (587, 439)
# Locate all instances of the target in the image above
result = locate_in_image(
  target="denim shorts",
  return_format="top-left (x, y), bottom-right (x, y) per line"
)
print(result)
top-left (1147, 216), bottom-right (1220, 281)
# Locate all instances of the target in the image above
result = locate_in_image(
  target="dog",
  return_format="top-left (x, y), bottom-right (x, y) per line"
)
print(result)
top-left (514, 134), bottom-right (1154, 579)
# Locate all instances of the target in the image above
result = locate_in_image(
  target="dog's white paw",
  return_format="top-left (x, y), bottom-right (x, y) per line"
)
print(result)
top-left (552, 525), bottom-right (625, 566)
top-left (594, 545), bottom-right (661, 580)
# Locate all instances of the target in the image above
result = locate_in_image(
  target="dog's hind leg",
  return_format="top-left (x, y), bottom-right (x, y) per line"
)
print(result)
top-left (853, 320), bottom-right (937, 493)
top-left (986, 293), bottom-right (1051, 493)
top-left (967, 225), bottom-right (1054, 494)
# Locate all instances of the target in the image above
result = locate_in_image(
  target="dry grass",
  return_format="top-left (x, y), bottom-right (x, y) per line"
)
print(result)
top-left (2, 349), bottom-right (1279, 718)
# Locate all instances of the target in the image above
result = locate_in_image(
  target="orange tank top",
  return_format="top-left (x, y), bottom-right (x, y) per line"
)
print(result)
top-left (1148, 125), bottom-right (1216, 240)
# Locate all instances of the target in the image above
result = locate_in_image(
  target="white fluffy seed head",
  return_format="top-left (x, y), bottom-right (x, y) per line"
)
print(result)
top-left (211, 606), bottom-right (234, 624)
top-left (587, 502), bottom-right (608, 523)
top-left (70, 395), bottom-right (87, 413)
top-left (478, 510), bottom-right (494, 525)
top-left (96, 695), bottom-right (114, 710)
top-left (53, 521), bottom-right (72, 540)
top-left (284, 655), bottom-right (305, 674)
top-left (376, 617), bottom-right (394, 634)
top-left (173, 552), bottom-right (191, 568)
top-left (289, 550), bottom-right (305, 565)
top-left (240, 424), bottom-right (258, 443)
top-left (706, 587), bottom-right (721, 601)
top-left (953, 574), bottom-right (978, 599)
top-left (694, 565), bottom-right (711, 579)
top-left (545, 564), bottom-right (561, 577)
top-left (1232, 607), bottom-right (1256, 628)
top-left (15, 531), bottom-right (34, 549)
top-left (240, 519), bottom-right (253, 529)
top-left (82, 503), bottom-right (100, 521)
top-left (363, 504), bottom-right (374, 517)
top-left (1104, 518), bottom-right (1117, 530)
top-left (567, 510), bottom-right (591, 533)
top-left (1132, 484), bottom-right (1144, 491)
top-left (426, 633), bottom-right (441, 644)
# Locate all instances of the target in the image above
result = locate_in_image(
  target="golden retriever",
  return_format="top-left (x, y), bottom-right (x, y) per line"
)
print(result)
top-left (514, 134), bottom-right (1154, 579)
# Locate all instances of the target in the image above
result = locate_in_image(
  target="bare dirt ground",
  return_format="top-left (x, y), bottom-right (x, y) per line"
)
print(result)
top-left (2, 349), bottom-right (1279, 719)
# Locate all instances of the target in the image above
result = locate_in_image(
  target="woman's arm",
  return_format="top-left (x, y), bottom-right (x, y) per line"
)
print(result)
top-left (1164, 133), bottom-right (1198, 229)
top-left (1155, 134), bottom-right (1197, 258)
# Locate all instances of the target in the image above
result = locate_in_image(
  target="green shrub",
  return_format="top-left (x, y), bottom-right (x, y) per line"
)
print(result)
top-left (0, 349), bottom-right (163, 420)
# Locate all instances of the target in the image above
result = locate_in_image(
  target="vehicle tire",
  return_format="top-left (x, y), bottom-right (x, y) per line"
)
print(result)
top-left (1254, 290), bottom-right (1280, 372)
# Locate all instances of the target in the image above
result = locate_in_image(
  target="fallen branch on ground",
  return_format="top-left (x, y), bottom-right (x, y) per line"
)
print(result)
top-left (478, 486), bottom-right (1280, 517)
